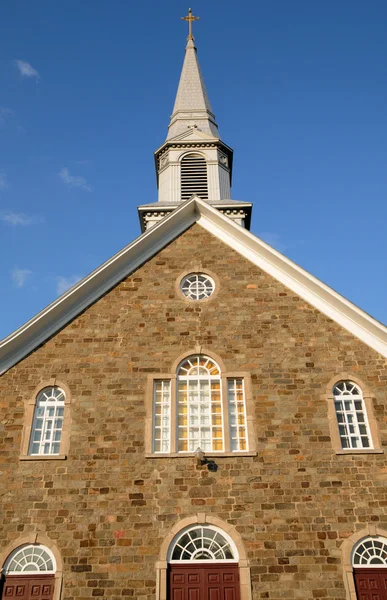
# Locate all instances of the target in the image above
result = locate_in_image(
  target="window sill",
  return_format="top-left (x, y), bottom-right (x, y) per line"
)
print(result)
top-left (335, 449), bottom-right (383, 455)
top-left (19, 454), bottom-right (67, 461)
top-left (145, 452), bottom-right (257, 459)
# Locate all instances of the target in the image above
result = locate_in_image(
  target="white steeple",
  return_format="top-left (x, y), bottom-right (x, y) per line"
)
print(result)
top-left (138, 9), bottom-right (252, 232)
top-left (167, 37), bottom-right (219, 140)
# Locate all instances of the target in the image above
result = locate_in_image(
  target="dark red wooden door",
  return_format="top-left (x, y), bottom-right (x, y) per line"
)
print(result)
top-left (354, 569), bottom-right (387, 600)
top-left (169, 564), bottom-right (240, 600)
top-left (1, 575), bottom-right (54, 600)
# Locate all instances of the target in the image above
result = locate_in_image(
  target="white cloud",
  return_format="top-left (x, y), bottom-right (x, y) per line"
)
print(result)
top-left (0, 171), bottom-right (8, 189)
top-left (0, 107), bottom-right (14, 126)
top-left (14, 59), bottom-right (40, 80)
top-left (258, 232), bottom-right (304, 254)
top-left (12, 268), bottom-right (32, 288)
top-left (56, 275), bottom-right (82, 295)
top-left (0, 211), bottom-right (44, 226)
top-left (258, 232), bottom-right (288, 253)
top-left (59, 167), bottom-right (91, 192)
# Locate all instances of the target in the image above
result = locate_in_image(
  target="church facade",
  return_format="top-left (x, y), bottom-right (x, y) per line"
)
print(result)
top-left (1, 12), bottom-right (387, 600)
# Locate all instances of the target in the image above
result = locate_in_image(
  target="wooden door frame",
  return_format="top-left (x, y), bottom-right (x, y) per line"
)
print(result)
top-left (156, 514), bottom-right (252, 600)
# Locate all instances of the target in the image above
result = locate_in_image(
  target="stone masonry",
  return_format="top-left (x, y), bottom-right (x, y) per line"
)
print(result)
top-left (0, 224), bottom-right (386, 600)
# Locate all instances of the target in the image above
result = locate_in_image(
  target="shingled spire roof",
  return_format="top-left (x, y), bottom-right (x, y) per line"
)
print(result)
top-left (167, 37), bottom-right (219, 140)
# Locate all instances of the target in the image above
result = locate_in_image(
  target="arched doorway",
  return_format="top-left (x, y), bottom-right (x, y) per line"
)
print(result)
top-left (168, 524), bottom-right (240, 600)
top-left (1, 544), bottom-right (56, 600)
top-left (352, 536), bottom-right (387, 599)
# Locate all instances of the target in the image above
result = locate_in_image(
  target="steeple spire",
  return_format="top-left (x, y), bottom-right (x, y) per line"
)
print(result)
top-left (167, 11), bottom-right (218, 140)
top-left (137, 9), bottom-right (252, 232)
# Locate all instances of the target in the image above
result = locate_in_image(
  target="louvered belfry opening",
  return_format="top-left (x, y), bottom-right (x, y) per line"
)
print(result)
top-left (180, 153), bottom-right (208, 201)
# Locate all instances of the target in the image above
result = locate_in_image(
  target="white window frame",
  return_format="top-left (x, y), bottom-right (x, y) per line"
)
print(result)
top-left (4, 544), bottom-right (57, 575)
top-left (177, 356), bottom-right (224, 453)
top-left (168, 524), bottom-right (238, 564)
top-left (152, 380), bottom-right (172, 453)
top-left (147, 358), bottom-right (256, 457)
top-left (333, 381), bottom-right (373, 450)
top-left (352, 536), bottom-right (387, 567)
top-left (180, 273), bottom-right (215, 301)
top-left (227, 378), bottom-right (248, 452)
top-left (29, 387), bottom-right (65, 456)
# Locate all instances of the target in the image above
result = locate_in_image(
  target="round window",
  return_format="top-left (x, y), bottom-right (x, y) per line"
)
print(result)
top-left (180, 273), bottom-right (215, 300)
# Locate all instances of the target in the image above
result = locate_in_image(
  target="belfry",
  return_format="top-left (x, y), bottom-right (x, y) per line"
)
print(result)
top-left (138, 9), bottom-right (252, 231)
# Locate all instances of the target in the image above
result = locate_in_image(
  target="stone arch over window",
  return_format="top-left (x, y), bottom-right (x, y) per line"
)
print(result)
top-left (156, 514), bottom-right (251, 600)
top-left (325, 373), bottom-right (382, 455)
top-left (180, 152), bottom-right (208, 201)
top-left (0, 533), bottom-right (63, 600)
top-left (341, 526), bottom-right (387, 599)
top-left (20, 379), bottom-right (72, 460)
top-left (144, 348), bottom-right (257, 456)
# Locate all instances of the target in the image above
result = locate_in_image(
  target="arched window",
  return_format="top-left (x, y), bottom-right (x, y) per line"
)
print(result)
top-left (29, 387), bottom-right (65, 455)
top-left (4, 544), bottom-right (56, 574)
top-left (151, 354), bottom-right (250, 454)
top-left (169, 525), bottom-right (236, 562)
top-left (180, 153), bottom-right (208, 201)
top-left (177, 356), bottom-right (222, 452)
top-left (333, 381), bottom-right (372, 450)
top-left (352, 536), bottom-right (387, 566)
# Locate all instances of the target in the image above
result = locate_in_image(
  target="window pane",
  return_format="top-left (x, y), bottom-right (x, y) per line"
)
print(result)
top-left (29, 387), bottom-right (65, 456)
top-left (333, 381), bottom-right (373, 450)
top-left (177, 356), bottom-right (223, 453)
top-left (227, 379), bottom-right (248, 452)
top-left (153, 380), bottom-right (171, 453)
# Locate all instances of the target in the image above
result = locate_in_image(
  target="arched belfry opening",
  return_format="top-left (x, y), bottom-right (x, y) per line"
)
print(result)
top-left (180, 153), bottom-right (208, 201)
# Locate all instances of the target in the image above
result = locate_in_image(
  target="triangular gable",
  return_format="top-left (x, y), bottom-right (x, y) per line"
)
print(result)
top-left (1, 197), bottom-right (386, 374)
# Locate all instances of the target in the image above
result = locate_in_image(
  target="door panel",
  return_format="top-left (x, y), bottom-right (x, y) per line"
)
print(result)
top-left (354, 569), bottom-right (387, 600)
top-left (169, 564), bottom-right (240, 600)
top-left (2, 576), bottom-right (54, 600)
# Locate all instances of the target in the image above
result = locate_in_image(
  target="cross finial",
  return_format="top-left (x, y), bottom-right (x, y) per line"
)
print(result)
top-left (181, 8), bottom-right (200, 41)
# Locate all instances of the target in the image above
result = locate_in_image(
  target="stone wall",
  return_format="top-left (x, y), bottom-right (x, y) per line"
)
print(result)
top-left (1, 224), bottom-right (386, 600)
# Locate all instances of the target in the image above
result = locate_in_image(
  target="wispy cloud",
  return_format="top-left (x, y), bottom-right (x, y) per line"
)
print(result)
top-left (258, 231), bottom-right (304, 254)
top-left (0, 107), bottom-right (14, 126)
top-left (12, 268), bottom-right (33, 288)
top-left (258, 232), bottom-right (289, 253)
top-left (56, 275), bottom-right (82, 295)
top-left (59, 167), bottom-right (91, 192)
top-left (0, 171), bottom-right (9, 189)
top-left (0, 211), bottom-right (44, 226)
top-left (14, 59), bottom-right (40, 80)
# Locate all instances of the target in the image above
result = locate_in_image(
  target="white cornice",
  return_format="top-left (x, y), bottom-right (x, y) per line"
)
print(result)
top-left (1, 197), bottom-right (386, 375)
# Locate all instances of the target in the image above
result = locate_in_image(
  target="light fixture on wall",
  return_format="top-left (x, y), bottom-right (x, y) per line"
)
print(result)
top-left (195, 447), bottom-right (205, 467)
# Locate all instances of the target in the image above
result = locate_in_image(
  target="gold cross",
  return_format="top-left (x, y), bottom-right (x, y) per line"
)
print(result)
top-left (181, 8), bottom-right (200, 40)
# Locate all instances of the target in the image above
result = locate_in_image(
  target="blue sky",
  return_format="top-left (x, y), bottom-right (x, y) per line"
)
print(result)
top-left (0, 0), bottom-right (386, 340)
